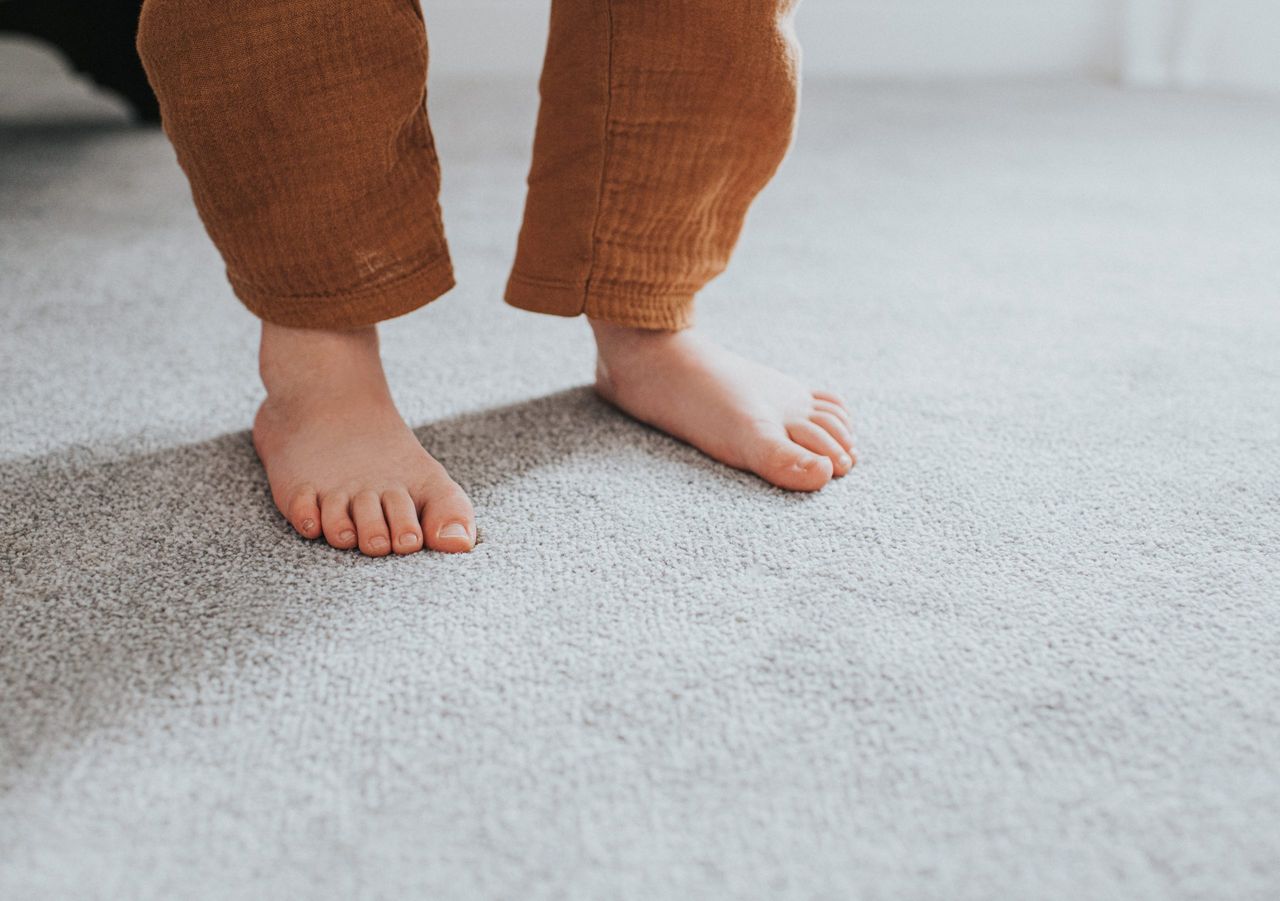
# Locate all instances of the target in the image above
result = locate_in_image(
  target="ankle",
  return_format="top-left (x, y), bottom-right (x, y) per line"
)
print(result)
top-left (588, 317), bottom-right (684, 358)
top-left (258, 322), bottom-right (390, 406)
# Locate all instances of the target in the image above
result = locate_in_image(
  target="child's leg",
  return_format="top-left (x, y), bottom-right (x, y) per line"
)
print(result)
top-left (137, 0), bottom-right (474, 554)
top-left (507, 0), bottom-right (854, 491)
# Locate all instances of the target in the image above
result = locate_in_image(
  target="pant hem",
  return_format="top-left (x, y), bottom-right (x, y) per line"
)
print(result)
top-left (233, 254), bottom-right (456, 330)
top-left (505, 271), bottom-right (695, 330)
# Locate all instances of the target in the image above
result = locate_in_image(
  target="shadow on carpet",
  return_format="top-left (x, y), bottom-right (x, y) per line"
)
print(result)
top-left (0, 385), bottom-right (787, 783)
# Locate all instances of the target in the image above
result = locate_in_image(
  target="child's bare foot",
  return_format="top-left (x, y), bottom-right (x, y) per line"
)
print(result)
top-left (251, 322), bottom-right (475, 556)
top-left (590, 319), bottom-right (855, 492)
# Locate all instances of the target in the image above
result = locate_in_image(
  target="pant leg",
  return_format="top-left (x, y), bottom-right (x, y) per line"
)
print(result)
top-left (136, 0), bottom-right (453, 329)
top-left (505, 0), bottom-right (801, 330)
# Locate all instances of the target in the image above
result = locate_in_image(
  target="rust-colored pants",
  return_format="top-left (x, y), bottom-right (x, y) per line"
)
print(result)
top-left (136, 1), bottom-right (800, 331)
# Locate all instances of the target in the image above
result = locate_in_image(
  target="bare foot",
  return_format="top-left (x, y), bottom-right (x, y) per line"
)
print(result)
top-left (251, 322), bottom-right (475, 555)
top-left (590, 319), bottom-right (855, 491)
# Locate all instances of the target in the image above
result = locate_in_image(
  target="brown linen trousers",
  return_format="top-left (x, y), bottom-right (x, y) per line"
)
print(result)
top-left (136, 0), bottom-right (801, 331)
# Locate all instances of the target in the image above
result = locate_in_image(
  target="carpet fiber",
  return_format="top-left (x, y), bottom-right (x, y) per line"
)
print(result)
top-left (3, 41), bottom-right (1280, 899)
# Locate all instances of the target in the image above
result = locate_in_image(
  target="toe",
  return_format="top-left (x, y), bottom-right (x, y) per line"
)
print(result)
top-left (750, 433), bottom-right (834, 491)
top-left (351, 490), bottom-right (392, 557)
top-left (810, 411), bottom-right (856, 456)
top-left (382, 489), bottom-right (423, 555)
top-left (418, 477), bottom-right (476, 554)
top-left (788, 420), bottom-right (854, 477)
top-left (287, 489), bottom-right (322, 539)
top-left (813, 399), bottom-right (851, 427)
top-left (319, 494), bottom-right (358, 549)
top-left (811, 390), bottom-right (849, 412)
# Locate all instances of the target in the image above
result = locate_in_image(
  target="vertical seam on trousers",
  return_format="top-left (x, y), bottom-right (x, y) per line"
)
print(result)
top-left (579, 0), bottom-right (616, 315)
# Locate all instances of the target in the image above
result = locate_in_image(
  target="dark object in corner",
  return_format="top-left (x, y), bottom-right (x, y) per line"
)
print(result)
top-left (0, 0), bottom-right (159, 123)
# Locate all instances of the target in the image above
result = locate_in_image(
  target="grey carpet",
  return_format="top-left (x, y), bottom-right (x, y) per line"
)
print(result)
top-left (3, 42), bottom-right (1280, 900)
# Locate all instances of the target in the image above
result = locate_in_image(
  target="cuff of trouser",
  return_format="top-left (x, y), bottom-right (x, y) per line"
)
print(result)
top-left (232, 254), bottom-right (456, 330)
top-left (505, 271), bottom-right (695, 331)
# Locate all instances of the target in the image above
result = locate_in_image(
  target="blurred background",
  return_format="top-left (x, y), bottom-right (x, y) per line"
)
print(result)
top-left (3, 0), bottom-right (1280, 120)
top-left (424, 0), bottom-right (1280, 91)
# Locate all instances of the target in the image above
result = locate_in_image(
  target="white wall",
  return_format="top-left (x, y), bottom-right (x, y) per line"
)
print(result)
top-left (424, 1), bottom-right (1121, 79)
top-left (1122, 0), bottom-right (1280, 91)
top-left (425, 0), bottom-right (1280, 91)
top-left (800, 0), bottom-right (1120, 79)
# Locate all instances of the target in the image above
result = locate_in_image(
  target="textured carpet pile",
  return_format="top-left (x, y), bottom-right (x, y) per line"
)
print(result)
top-left (2, 40), bottom-right (1279, 899)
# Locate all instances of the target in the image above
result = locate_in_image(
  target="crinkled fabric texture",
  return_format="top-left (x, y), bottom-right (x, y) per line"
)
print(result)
top-left (2, 62), bottom-right (1279, 900)
top-left (135, 0), bottom-right (798, 330)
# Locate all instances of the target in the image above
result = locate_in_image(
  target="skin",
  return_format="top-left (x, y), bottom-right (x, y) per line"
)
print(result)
top-left (253, 318), bottom-right (854, 556)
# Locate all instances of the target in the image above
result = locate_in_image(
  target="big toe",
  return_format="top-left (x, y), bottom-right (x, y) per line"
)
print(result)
top-left (418, 478), bottom-right (477, 553)
top-left (788, 420), bottom-right (855, 478)
top-left (750, 434), bottom-right (834, 492)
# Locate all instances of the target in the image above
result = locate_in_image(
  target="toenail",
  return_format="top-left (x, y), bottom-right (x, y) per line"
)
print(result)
top-left (438, 522), bottom-right (470, 541)
top-left (339, 529), bottom-right (355, 543)
top-left (793, 459), bottom-right (818, 471)
top-left (399, 532), bottom-right (419, 546)
top-left (839, 454), bottom-right (852, 468)
top-left (301, 518), bottom-right (316, 532)
top-left (369, 536), bottom-right (389, 550)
